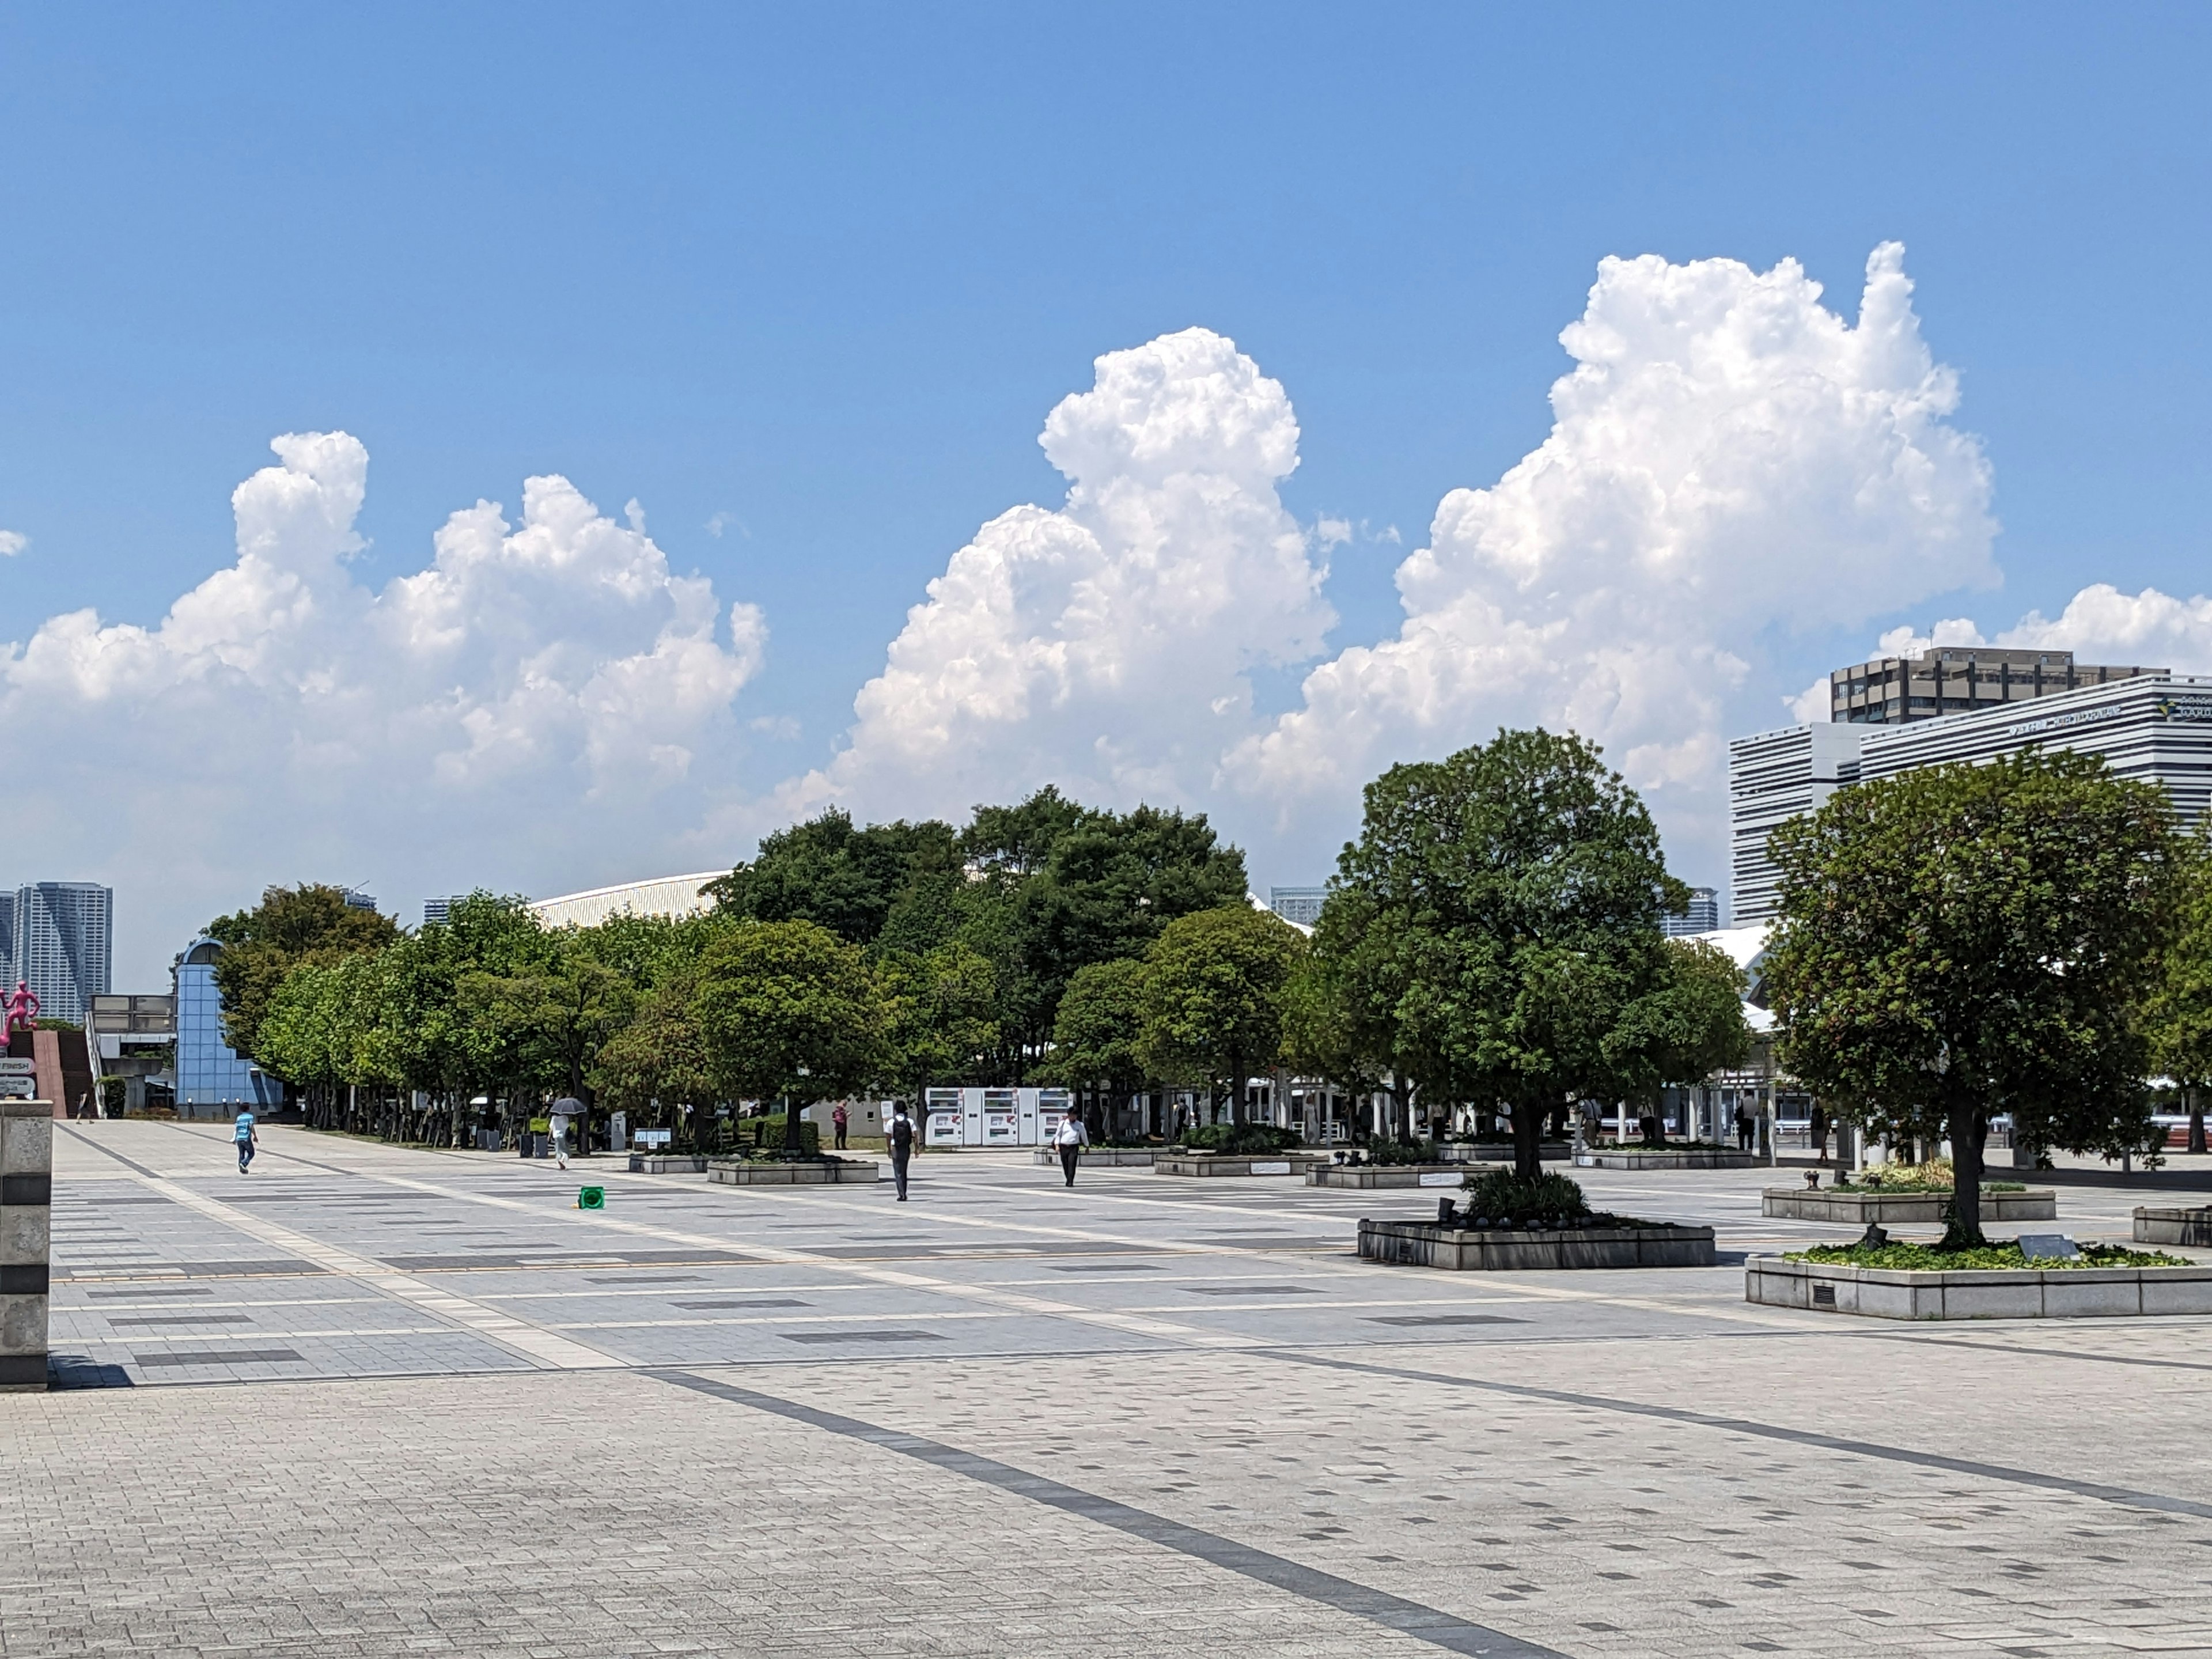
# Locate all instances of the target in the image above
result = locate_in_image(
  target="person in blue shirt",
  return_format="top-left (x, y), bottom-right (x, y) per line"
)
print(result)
top-left (234, 1109), bottom-right (258, 1174)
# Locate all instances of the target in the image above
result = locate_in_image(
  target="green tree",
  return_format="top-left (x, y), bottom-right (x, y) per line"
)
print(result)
top-left (1137, 906), bottom-right (1306, 1127)
top-left (1599, 939), bottom-right (1752, 1143)
top-left (1764, 750), bottom-right (2187, 1248)
top-left (592, 971), bottom-right (717, 1151)
top-left (2147, 834), bottom-right (2212, 1156)
top-left (460, 945), bottom-right (635, 1145)
top-left (692, 921), bottom-right (892, 1154)
top-left (207, 884), bottom-right (399, 1059)
top-left (1048, 957), bottom-right (1150, 1128)
top-left (1331, 730), bottom-right (1688, 1179)
top-left (879, 942), bottom-right (999, 1101)
top-left (706, 810), bottom-right (960, 946)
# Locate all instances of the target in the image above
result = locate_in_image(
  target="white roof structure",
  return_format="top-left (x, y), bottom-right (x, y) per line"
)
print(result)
top-left (529, 872), bottom-right (725, 930)
top-left (1682, 922), bottom-right (1775, 1034)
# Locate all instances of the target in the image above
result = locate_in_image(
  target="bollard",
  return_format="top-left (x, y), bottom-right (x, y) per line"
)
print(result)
top-left (1, 1098), bottom-right (53, 1392)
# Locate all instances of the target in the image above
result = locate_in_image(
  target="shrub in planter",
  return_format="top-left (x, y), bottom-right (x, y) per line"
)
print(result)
top-left (1459, 1167), bottom-right (1592, 1229)
top-left (1361, 1137), bottom-right (1438, 1166)
top-left (1180, 1122), bottom-right (1302, 1155)
top-left (750, 1118), bottom-right (822, 1157)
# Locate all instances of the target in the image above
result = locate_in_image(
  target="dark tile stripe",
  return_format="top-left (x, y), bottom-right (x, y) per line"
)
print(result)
top-left (1281, 1351), bottom-right (2212, 1521)
top-left (1, 1173), bottom-right (52, 1205)
top-left (131, 1349), bottom-right (303, 1368)
top-left (1, 1263), bottom-right (48, 1294)
top-left (654, 1368), bottom-right (1570, 1659)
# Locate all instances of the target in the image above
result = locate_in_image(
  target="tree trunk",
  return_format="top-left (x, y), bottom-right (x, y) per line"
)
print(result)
top-left (785, 1092), bottom-right (805, 1158)
top-left (1512, 1097), bottom-right (1544, 1183)
top-left (1942, 1099), bottom-right (1988, 1250)
top-left (1230, 1048), bottom-right (1247, 1127)
top-left (2190, 1085), bottom-right (2206, 1157)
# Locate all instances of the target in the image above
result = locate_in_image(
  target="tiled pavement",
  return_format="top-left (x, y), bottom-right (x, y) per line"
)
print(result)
top-left (7, 1121), bottom-right (2212, 1657)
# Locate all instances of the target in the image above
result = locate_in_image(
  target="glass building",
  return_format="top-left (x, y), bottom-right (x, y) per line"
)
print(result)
top-left (5, 881), bottom-right (113, 1025)
top-left (174, 937), bottom-right (282, 1118)
top-left (1267, 885), bottom-right (1328, 927)
top-left (1661, 886), bottom-right (1722, 937)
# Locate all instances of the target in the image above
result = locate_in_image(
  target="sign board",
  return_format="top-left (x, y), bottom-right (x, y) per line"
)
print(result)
top-left (0, 1075), bottom-right (37, 1097)
top-left (2017, 1233), bottom-right (2080, 1261)
top-left (634, 1127), bottom-right (673, 1149)
top-left (0, 1059), bottom-right (36, 1076)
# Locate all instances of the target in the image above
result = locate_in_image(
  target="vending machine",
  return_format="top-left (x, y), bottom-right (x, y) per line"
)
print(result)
top-left (1035, 1089), bottom-right (1072, 1145)
top-left (925, 1089), bottom-right (964, 1149)
top-left (981, 1088), bottom-right (1020, 1146)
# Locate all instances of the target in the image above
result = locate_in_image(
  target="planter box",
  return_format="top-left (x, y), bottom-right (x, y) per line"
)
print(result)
top-left (1358, 1218), bottom-right (1714, 1271)
top-left (1745, 1253), bottom-right (2212, 1319)
top-left (2135, 1207), bottom-right (2212, 1246)
top-left (628, 1154), bottom-right (709, 1175)
top-left (1308, 1164), bottom-right (1469, 1189)
top-left (1576, 1149), bottom-right (1758, 1170)
top-left (1437, 1142), bottom-right (1569, 1164)
top-left (1029, 1147), bottom-right (1157, 1168)
top-left (707, 1158), bottom-right (880, 1186)
top-left (1153, 1153), bottom-right (1335, 1178)
top-left (1763, 1187), bottom-right (2056, 1224)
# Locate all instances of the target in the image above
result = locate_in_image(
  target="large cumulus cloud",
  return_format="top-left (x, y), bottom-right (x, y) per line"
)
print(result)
top-left (785, 326), bottom-right (1333, 820)
top-left (2, 433), bottom-right (765, 965)
top-left (1227, 244), bottom-right (1999, 857)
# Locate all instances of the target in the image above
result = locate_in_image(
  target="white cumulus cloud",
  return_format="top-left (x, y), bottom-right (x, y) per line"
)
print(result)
top-left (1226, 243), bottom-right (1998, 870)
top-left (783, 326), bottom-right (1334, 821)
top-left (1, 433), bottom-right (766, 972)
top-left (0, 530), bottom-right (25, 556)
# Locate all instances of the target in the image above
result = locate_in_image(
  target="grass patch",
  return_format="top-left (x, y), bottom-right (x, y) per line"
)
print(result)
top-left (1788, 1241), bottom-right (2190, 1271)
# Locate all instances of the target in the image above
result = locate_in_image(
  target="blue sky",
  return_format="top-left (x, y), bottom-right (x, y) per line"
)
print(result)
top-left (4, 5), bottom-right (2210, 982)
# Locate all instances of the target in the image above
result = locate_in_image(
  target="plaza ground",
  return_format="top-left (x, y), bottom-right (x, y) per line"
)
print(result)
top-left (7, 1122), bottom-right (2212, 1658)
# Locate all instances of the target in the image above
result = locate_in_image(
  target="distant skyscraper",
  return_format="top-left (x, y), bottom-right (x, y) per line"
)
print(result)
top-left (6, 882), bottom-right (113, 1025)
top-left (1268, 886), bottom-right (1328, 927)
top-left (340, 888), bottom-right (378, 912)
top-left (1661, 886), bottom-right (1722, 937)
top-left (422, 895), bottom-right (467, 926)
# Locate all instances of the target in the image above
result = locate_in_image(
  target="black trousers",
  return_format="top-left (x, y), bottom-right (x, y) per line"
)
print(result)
top-left (1058, 1144), bottom-right (1080, 1185)
top-left (891, 1153), bottom-right (910, 1199)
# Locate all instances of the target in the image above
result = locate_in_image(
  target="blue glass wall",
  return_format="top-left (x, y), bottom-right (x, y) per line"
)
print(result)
top-left (175, 939), bottom-right (281, 1116)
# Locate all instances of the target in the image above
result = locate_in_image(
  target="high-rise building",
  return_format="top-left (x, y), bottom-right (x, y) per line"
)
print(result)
top-left (422, 896), bottom-right (459, 926)
top-left (1732, 672), bottom-right (2212, 924)
top-left (1829, 646), bottom-right (2162, 726)
top-left (1268, 886), bottom-right (1328, 927)
top-left (1661, 887), bottom-right (1722, 937)
top-left (5, 882), bottom-right (113, 1025)
top-left (339, 888), bottom-right (378, 912)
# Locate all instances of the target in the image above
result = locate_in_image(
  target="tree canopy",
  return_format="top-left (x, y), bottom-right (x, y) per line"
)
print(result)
top-left (207, 883), bottom-right (400, 1059)
top-left (1764, 749), bottom-right (2187, 1247)
top-left (1137, 904), bottom-right (1307, 1124)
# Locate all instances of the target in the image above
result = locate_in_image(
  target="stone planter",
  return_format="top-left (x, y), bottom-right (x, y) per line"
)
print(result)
top-left (1029, 1147), bottom-right (1157, 1168)
top-left (1575, 1149), bottom-right (1759, 1170)
top-left (1763, 1187), bottom-right (2056, 1224)
top-left (1745, 1253), bottom-right (2212, 1319)
top-left (2135, 1207), bottom-right (2212, 1246)
top-left (1307, 1164), bottom-right (1469, 1188)
top-left (707, 1157), bottom-right (879, 1185)
top-left (1358, 1217), bottom-right (1714, 1271)
top-left (1437, 1142), bottom-right (1569, 1164)
top-left (628, 1153), bottom-right (710, 1174)
top-left (1153, 1152), bottom-right (1335, 1177)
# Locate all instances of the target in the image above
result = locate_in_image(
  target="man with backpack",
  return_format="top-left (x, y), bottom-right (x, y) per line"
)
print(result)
top-left (234, 1108), bottom-right (258, 1174)
top-left (886, 1102), bottom-right (917, 1200)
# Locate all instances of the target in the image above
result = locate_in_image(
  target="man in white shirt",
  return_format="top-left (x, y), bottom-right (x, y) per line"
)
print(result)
top-left (1053, 1110), bottom-right (1089, 1187)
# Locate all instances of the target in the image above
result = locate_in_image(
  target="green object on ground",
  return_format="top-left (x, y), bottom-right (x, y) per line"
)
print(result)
top-left (578, 1186), bottom-right (605, 1210)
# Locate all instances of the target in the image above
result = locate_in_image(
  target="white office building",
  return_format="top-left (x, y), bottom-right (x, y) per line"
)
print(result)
top-left (1729, 673), bottom-right (2212, 923)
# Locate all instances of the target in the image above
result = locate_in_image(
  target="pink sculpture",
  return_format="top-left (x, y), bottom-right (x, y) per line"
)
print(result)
top-left (2, 980), bottom-right (39, 1040)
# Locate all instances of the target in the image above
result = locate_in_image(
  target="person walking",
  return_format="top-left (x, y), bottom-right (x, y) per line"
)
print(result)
top-left (1054, 1109), bottom-right (1089, 1187)
top-left (1733, 1105), bottom-right (1753, 1153)
top-left (832, 1101), bottom-right (850, 1152)
top-left (886, 1102), bottom-right (917, 1201)
top-left (554, 1113), bottom-right (570, 1172)
top-left (233, 1107), bottom-right (258, 1174)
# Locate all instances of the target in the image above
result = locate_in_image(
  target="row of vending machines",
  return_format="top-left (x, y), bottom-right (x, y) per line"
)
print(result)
top-left (924, 1086), bottom-right (1075, 1147)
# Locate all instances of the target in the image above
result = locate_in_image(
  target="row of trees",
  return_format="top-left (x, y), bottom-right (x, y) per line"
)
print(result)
top-left (217, 737), bottom-right (1757, 1168)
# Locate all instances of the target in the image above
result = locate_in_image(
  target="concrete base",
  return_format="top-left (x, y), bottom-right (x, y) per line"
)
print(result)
top-left (1745, 1253), bottom-right (2212, 1319)
top-left (2135, 1207), bottom-right (2212, 1246)
top-left (1358, 1218), bottom-right (1715, 1271)
top-left (1763, 1187), bottom-right (2057, 1224)
top-left (1307, 1164), bottom-right (1468, 1188)
top-left (1576, 1149), bottom-right (1759, 1170)
top-left (707, 1158), bottom-right (880, 1185)
top-left (1438, 1142), bottom-right (1569, 1164)
top-left (1154, 1153), bottom-right (1334, 1177)
top-left (629, 1154), bottom-right (710, 1174)
top-left (1029, 1147), bottom-right (1158, 1168)
top-left (1, 1099), bottom-right (52, 1392)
